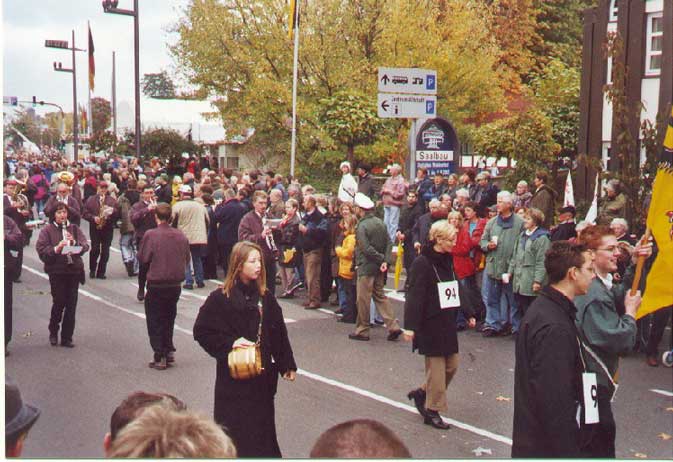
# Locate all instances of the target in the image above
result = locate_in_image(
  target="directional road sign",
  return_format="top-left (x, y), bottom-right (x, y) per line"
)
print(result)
top-left (377, 93), bottom-right (436, 119)
top-left (378, 67), bottom-right (437, 95)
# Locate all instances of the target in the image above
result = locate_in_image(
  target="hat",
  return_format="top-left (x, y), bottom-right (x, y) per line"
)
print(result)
top-left (354, 193), bottom-right (375, 210)
top-left (339, 161), bottom-right (351, 170)
top-left (5, 377), bottom-right (40, 442)
top-left (559, 205), bottom-right (576, 217)
top-left (98, 181), bottom-right (109, 188)
top-left (179, 184), bottom-right (192, 194)
top-left (357, 162), bottom-right (371, 173)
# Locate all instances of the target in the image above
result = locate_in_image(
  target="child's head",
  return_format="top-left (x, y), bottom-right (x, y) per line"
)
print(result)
top-left (341, 215), bottom-right (358, 235)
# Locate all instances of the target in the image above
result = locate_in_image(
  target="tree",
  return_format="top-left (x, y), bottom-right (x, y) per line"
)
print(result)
top-left (472, 109), bottom-right (560, 189)
top-left (91, 97), bottom-right (112, 135)
top-left (142, 71), bottom-right (176, 99)
top-left (140, 128), bottom-right (201, 165)
top-left (535, 0), bottom-right (595, 69)
top-left (88, 130), bottom-right (117, 154)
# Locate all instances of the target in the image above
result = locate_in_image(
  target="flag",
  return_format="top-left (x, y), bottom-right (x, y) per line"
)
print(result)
top-left (394, 243), bottom-right (404, 291)
top-left (80, 106), bottom-right (88, 133)
top-left (584, 173), bottom-right (599, 224)
top-left (637, 107), bottom-right (673, 319)
top-left (563, 170), bottom-right (575, 207)
top-left (288, 0), bottom-right (298, 40)
top-left (88, 23), bottom-right (95, 91)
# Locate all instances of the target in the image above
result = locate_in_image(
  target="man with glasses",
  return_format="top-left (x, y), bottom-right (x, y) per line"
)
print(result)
top-left (574, 225), bottom-right (650, 457)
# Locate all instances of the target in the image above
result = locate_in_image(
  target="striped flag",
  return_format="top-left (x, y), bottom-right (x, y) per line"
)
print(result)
top-left (637, 106), bottom-right (673, 319)
top-left (288, 0), bottom-right (298, 40)
top-left (88, 23), bottom-right (95, 91)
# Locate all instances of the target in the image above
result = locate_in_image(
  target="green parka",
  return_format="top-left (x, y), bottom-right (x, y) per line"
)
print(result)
top-left (480, 213), bottom-right (525, 280)
top-left (508, 227), bottom-right (551, 296)
top-left (355, 213), bottom-right (393, 277)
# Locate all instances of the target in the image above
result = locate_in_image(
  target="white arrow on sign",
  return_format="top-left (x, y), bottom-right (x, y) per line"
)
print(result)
top-left (378, 67), bottom-right (437, 95)
top-left (377, 93), bottom-right (436, 119)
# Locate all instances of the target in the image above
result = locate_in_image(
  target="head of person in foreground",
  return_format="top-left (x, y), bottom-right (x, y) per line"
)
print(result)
top-left (310, 419), bottom-right (411, 458)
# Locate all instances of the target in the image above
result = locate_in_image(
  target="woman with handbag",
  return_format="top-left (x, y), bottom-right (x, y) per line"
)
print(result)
top-left (193, 241), bottom-right (297, 458)
top-left (35, 202), bottom-right (89, 348)
top-left (276, 198), bottom-right (301, 298)
top-left (403, 220), bottom-right (476, 429)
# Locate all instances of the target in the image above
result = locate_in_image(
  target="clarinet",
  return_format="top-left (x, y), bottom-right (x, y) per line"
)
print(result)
top-left (61, 224), bottom-right (74, 265)
top-left (262, 214), bottom-right (278, 253)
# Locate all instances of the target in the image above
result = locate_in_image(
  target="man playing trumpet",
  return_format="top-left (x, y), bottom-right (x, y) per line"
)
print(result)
top-left (83, 181), bottom-right (119, 279)
top-left (44, 182), bottom-right (81, 226)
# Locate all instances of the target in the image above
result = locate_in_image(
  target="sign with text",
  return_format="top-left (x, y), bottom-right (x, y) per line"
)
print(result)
top-left (377, 93), bottom-right (436, 119)
top-left (414, 118), bottom-right (459, 176)
top-left (378, 67), bottom-right (437, 95)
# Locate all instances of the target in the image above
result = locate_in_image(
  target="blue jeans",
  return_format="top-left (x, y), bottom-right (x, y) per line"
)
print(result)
top-left (383, 205), bottom-right (400, 243)
top-left (337, 277), bottom-right (356, 320)
top-left (185, 244), bottom-right (206, 286)
top-left (484, 276), bottom-right (516, 332)
top-left (370, 300), bottom-right (384, 323)
top-left (119, 233), bottom-right (139, 272)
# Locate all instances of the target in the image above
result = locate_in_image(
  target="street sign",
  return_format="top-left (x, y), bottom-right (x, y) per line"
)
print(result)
top-left (45, 39), bottom-right (69, 49)
top-left (414, 118), bottom-right (460, 176)
top-left (3, 96), bottom-right (18, 106)
top-left (377, 93), bottom-right (436, 119)
top-left (378, 67), bottom-right (437, 95)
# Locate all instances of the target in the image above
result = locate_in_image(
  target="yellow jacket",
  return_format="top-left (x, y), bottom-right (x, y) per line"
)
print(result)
top-left (335, 233), bottom-right (356, 279)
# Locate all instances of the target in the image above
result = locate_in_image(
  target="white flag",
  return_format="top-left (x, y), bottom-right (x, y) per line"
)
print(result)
top-left (563, 170), bottom-right (575, 207)
top-left (584, 173), bottom-right (599, 224)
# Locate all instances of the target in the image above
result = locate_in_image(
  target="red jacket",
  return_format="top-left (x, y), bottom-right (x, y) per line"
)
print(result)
top-left (451, 219), bottom-right (486, 279)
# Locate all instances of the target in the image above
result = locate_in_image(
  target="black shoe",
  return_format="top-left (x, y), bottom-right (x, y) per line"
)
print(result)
top-left (49, 335), bottom-right (58, 346)
top-left (424, 410), bottom-right (451, 429)
top-left (387, 329), bottom-right (403, 341)
top-left (60, 340), bottom-right (75, 348)
top-left (13, 278), bottom-right (21, 283)
top-left (183, 284), bottom-right (194, 290)
top-left (278, 292), bottom-right (294, 299)
top-left (90, 271), bottom-right (96, 279)
top-left (148, 357), bottom-right (167, 370)
top-left (456, 324), bottom-right (466, 332)
top-left (196, 282), bottom-right (205, 288)
top-left (482, 327), bottom-right (498, 337)
top-left (374, 319), bottom-right (385, 326)
top-left (125, 262), bottom-right (136, 277)
top-left (96, 274), bottom-right (107, 280)
top-left (348, 333), bottom-right (370, 341)
top-left (334, 308), bottom-right (344, 315)
top-left (407, 388), bottom-right (427, 418)
top-left (337, 317), bottom-right (356, 324)
top-left (137, 288), bottom-right (145, 302)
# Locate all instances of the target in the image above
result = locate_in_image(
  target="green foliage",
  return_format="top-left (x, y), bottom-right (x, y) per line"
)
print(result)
top-left (91, 97), bottom-right (112, 135)
top-left (88, 130), bottom-right (117, 154)
top-left (140, 128), bottom-right (201, 165)
top-left (536, 0), bottom-right (595, 69)
top-left (142, 71), bottom-right (176, 99)
top-left (472, 109), bottom-right (560, 189)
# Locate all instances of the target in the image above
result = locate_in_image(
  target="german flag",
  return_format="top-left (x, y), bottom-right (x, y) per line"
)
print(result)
top-left (637, 106), bottom-right (673, 319)
top-left (88, 23), bottom-right (95, 92)
top-left (288, 0), bottom-right (299, 40)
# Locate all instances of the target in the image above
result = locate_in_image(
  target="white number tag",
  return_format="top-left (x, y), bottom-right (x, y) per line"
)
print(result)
top-left (582, 372), bottom-right (599, 424)
top-left (437, 280), bottom-right (460, 309)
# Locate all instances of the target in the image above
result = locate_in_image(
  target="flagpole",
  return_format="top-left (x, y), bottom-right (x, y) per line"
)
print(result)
top-left (112, 51), bottom-right (117, 140)
top-left (88, 21), bottom-right (92, 138)
top-left (289, 0), bottom-right (300, 178)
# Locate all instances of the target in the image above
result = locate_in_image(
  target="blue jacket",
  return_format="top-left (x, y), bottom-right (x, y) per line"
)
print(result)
top-left (214, 198), bottom-right (248, 245)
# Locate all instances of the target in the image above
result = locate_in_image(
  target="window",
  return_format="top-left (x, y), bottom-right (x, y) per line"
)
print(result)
top-left (609, 0), bottom-right (618, 22)
top-left (645, 13), bottom-right (663, 76)
top-left (226, 156), bottom-right (239, 169)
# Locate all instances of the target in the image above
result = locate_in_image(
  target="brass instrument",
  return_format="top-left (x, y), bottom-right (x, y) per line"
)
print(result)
top-left (11, 181), bottom-right (30, 216)
top-left (96, 195), bottom-right (108, 230)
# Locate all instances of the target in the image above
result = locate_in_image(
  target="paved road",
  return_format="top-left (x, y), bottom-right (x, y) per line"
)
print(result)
top-left (6, 230), bottom-right (673, 458)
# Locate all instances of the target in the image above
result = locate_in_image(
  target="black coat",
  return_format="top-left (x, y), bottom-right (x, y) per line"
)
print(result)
top-left (214, 198), bottom-right (247, 245)
top-left (404, 246), bottom-right (467, 356)
top-left (512, 286), bottom-right (583, 458)
top-left (550, 221), bottom-right (577, 242)
top-left (193, 283), bottom-right (297, 458)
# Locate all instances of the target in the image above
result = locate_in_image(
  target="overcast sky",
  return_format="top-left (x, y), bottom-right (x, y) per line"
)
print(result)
top-left (1, 0), bottom-right (214, 129)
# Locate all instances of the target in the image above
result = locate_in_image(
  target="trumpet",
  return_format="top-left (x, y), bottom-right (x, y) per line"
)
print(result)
top-left (61, 226), bottom-right (75, 265)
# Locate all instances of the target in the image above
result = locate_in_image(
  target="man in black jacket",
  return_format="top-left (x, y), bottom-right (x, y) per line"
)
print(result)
top-left (550, 206), bottom-right (577, 242)
top-left (512, 241), bottom-right (595, 458)
top-left (395, 190), bottom-right (423, 288)
top-left (4, 216), bottom-right (23, 356)
top-left (298, 195), bottom-right (327, 309)
top-left (214, 189), bottom-right (248, 275)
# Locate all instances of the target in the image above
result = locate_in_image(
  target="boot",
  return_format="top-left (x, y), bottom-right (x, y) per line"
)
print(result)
top-left (125, 261), bottom-right (136, 277)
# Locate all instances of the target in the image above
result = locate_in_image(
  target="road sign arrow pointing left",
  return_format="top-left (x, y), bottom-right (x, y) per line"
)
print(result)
top-left (381, 100), bottom-right (389, 112)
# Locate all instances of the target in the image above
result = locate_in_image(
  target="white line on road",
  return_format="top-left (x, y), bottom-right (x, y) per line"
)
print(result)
top-left (650, 388), bottom-right (673, 397)
top-left (21, 263), bottom-right (506, 445)
top-left (383, 288), bottom-right (406, 302)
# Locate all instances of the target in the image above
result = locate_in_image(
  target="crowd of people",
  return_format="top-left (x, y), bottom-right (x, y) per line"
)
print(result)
top-left (4, 146), bottom-right (671, 458)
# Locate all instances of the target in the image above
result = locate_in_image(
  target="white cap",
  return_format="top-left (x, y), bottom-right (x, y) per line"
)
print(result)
top-left (354, 192), bottom-right (374, 210)
top-left (339, 161), bottom-right (351, 170)
top-left (179, 184), bottom-right (192, 194)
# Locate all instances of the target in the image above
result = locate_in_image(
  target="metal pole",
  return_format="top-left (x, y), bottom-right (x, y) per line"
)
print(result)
top-left (112, 51), bottom-right (117, 139)
top-left (72, 29), bottom-right (79, 162)
top-left (289, 0), bottom-right (300, 177)
top-left (133, 0), bottom-right (141, 159)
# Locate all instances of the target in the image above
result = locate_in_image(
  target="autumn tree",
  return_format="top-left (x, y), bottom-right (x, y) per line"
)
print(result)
top-left (142, 71), bottom-right (176, 99)
top-left (91, 97), bottom-right (112, 135)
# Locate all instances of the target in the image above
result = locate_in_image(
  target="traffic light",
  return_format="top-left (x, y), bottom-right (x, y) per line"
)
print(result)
top-left (32, 96), bottom-right (36, 107)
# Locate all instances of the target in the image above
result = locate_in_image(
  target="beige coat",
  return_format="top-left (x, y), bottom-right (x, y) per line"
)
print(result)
top-left (171, 199), bottom-right (209, 244)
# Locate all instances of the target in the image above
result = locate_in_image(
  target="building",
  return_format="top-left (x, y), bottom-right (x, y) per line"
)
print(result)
top-left (577, 0), bottom-right (672, 199)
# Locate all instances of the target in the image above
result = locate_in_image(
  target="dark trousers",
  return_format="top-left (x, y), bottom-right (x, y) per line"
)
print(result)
top-left (266, 257), bottom-right (277, 296)
top-left (144, 285), bottom-right (180, 361)
top-left (514, 293), bottom-right (536, 319)
top-left (48, 273), bottom-right (80, 342)
top-left (13, 247), bottom-right (23, 282)
top-left (136, 237), bottom-right (149, 292)
top-left (219, 241), bottom-right (235, 275)
top-left (320, 247), bottom-right (332, 302)
top-left (89, 226), bottom-right (113, 276)
top-left (203, 236), bottom-right (219, 279)
top-left (645, 306), bottom-right (673, 356)
top-left (460, 274), bottom-right (486, 321)
top-left (581, 385), bottom-right (616, 458)
top-left (5, 275), bottom-right (13, 347)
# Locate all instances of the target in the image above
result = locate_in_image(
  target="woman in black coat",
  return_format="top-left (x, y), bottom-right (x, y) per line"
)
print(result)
top-left (35, 202), bottom-right (89, 347)
top-left (193, 241), bottom-right (297, 458)
top-left (403, 220), bottom-right (475, 429)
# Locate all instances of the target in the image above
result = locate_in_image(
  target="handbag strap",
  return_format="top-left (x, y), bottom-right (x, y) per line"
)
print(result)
top-left (255, 300), bottom-right (263, 346)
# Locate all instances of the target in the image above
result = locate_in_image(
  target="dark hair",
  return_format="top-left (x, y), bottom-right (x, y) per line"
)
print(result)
top-left (155, 203), bottom-right (172, 222)
top-left (545, 241), bottom-right (588, 284)
top-left (526, 207), bottom-right (545, 227)
top-left (199, 184), bottom-right (214, 196)
top-left (578, 224), bottom-right (614, 250)
top-left (310, 419), bottom-right (411, 458)
top-left (463, 201), bottom-right (478, 211)
top-left (535, 170), bottom-right (548, 184)
top-left (201, 193), bottom-right (214, 206)
top-left (465, 169), bottom-right (476, 181)
top-left (109, 392), bottom-right (186, 441)
top-left (53, 202), bottom-right (69, 214)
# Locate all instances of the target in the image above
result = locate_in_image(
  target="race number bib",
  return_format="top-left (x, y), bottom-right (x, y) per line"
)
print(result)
top-left (582, 372), bottom-right (599, 424)
top-left (437, 280), bottom-right (460, 309)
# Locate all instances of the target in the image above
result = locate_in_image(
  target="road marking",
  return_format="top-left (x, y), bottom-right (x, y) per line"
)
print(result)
top-left (297, 368), bottom-right (512, 446)
top-left (384, 288), bottom-right (406, 302)
top-left (318, 308), bottom-right (337, 316)
top-left (110, 247), bottom-right (121, 253)
top-left (650, 389), bottom-right (673, 397)
top-left (130, 282), bottom-right (188, 302)
top-left (209, 279), bottom-right (223, 284)
top-left (20, 264), bottom-right (505, 444)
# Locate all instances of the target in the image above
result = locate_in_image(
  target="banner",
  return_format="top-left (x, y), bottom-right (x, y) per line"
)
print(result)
top-left (88, 23), bottom-right (95, 91)
top-left (563, 170), bottom-right (575, 207)
top-left (584, 173), bottom-right (599, 224)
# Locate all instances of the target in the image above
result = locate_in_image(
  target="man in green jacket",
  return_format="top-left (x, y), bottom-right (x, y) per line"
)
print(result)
top-left (349, 193), bottom-right (403, 342)
top-left (480, 191), bottom-right (524, 336)
top-left (574, 225), bottom-right (649, 457)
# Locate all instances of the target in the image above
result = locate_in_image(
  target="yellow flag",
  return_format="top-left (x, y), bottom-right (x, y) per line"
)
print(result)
top-left (637, 107), bottom-right (673, 319)
top-left (288, 0), bottom-right (298, 40)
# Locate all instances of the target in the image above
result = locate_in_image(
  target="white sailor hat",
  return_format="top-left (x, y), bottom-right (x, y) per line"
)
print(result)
top-left (353, 192), bottom-right (374, 210)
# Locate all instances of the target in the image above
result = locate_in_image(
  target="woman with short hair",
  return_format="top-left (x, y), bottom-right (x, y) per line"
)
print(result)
top-left (193, 241), bottom-right (297, 457)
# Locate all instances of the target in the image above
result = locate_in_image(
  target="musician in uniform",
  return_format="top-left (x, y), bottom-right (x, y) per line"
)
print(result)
top-left (83, 181), bottom-right (120, 279)
top-left (131, 186), bottom-right (158, 301)
top-left (3, 178), bottom-right (34, 282)
top-left (5, 215), bottom-right (23, 355)
top-left (44, 181), bottom-right (81, 226)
